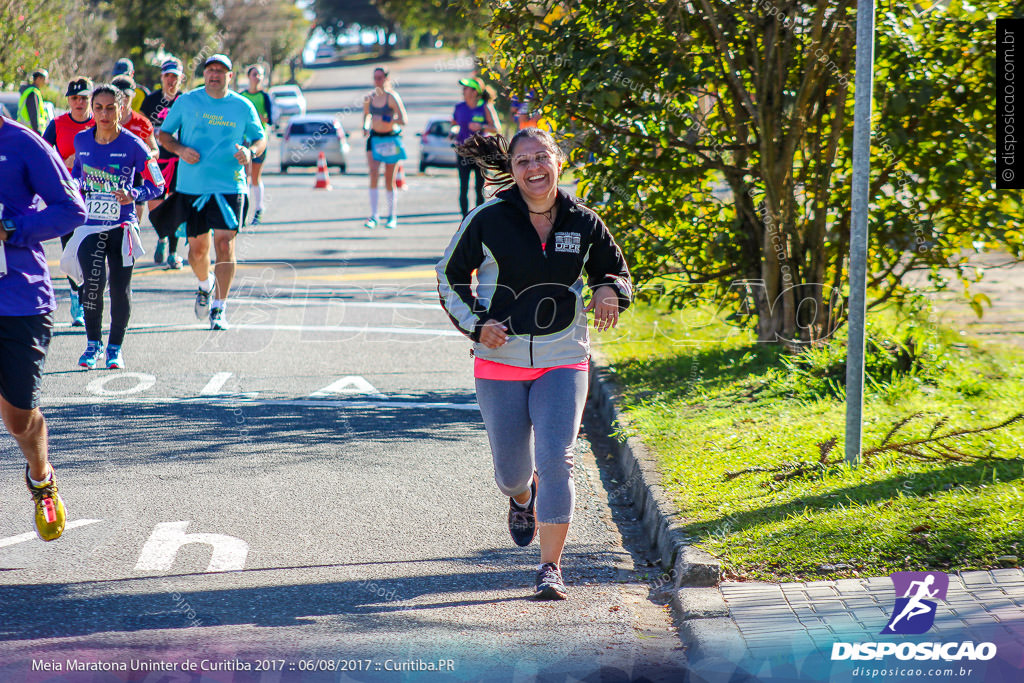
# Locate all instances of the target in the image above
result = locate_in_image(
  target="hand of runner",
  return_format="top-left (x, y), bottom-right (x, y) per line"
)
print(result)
top-left (63, 154), bottom-right (75, 170)
top-left (584, 285), bottom-right (620, 332)
top-left (113, 189), bottom-right (134, 205)
top-left (178, 146), bottom-right (200, 164)
top-left (233, 144), bottom-right (251, 165)
top-left (479, 319), bottom-right (508, 349)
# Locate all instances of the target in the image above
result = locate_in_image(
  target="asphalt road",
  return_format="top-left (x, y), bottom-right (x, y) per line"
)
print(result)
top-left (0, 53), bottom-right (687, 682)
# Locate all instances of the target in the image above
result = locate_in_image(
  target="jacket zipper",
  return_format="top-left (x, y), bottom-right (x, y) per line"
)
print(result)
top-left (511, 190), bottom-right (572, 368)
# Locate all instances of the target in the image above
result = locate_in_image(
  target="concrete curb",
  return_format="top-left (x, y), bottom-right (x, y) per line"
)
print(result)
top-left (587, 362), bottom-right (722, 588)
top-left (587, 361), bottom-right (749, 661)
top-left (671, 588), bottom-right (747, 661)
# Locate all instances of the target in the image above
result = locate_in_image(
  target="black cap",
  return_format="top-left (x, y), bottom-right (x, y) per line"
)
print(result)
top-left (65, 77), bottom-right (93, 97)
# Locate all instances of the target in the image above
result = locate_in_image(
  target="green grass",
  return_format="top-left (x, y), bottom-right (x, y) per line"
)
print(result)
top-left (594, 301), bottom-right (1024, 581)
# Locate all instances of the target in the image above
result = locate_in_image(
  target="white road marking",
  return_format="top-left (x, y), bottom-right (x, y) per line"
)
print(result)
top-left (86, 372), bottom-right (157, 396)
top-left (285, 399), bottom-right (479, 411)
top-left (200, 372), bottom-right (233, 395)
top-left (229, 298), bottom-right (439, 310)
top-left (134, 521), bottom-right (248, 573)
top-left (0, 519), bottom-right (103, 549)
top-left (310, 376), bottom-right (385, 399)
top-left (42, 396), bottom-right (480, 411)
top-left (232, 323), bottom-right (461, 336)
top-left (57, 322), bottom-right (460, 336)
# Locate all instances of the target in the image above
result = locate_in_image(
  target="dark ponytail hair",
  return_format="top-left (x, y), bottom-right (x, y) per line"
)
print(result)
top-left (91, 83), bottom-right (126, 107)
top-left (456, 127), bottom-right (564, 191)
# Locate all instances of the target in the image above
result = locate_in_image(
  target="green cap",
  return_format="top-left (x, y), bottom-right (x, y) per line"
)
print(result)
top-left (459, 78), bottom-right (483, 93)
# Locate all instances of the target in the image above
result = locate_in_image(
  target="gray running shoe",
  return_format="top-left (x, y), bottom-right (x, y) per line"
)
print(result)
top-left (194, 286), bottom-right (212, 319)
top-left (209, 307), bottom-right (229, 331)
top-left (508, 476), bottom-right (537, 547)
top-left (534, 562), bottom-right (568, 600)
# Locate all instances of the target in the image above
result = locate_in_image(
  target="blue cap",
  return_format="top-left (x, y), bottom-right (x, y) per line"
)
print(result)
top-left (112, 58), bottom-right (134, 76)
top-left (204, 54), bottom-right (233, 71)
top-left (161, 58), bottom-right (183, 76)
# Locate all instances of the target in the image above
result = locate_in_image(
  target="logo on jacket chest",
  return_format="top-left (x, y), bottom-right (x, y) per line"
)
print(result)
top-left (554, 232), bottom-right (581, 254)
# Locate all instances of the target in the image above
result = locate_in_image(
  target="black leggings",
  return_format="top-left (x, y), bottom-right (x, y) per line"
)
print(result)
top-left (458, 156), bottom-right (484, 217)
top-left (78, 228), bottom-right (133, 346)
top-left (59, 233), bottom-right (80, 293)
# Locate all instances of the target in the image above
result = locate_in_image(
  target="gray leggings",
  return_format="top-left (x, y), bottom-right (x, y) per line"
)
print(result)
top-left (475, 368), bottom-right (589, 525)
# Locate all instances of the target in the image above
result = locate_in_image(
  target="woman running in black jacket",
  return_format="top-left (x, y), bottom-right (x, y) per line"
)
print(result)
top-left (437, 128), bottom-right (632, 600)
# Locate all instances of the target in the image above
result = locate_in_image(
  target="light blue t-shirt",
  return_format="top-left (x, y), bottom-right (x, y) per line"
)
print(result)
top-left (160, 88), bottom-right (265, 195)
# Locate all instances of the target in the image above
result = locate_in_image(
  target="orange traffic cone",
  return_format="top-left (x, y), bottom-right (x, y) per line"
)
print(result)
top-left (395, 161), bottom-right (407, 190)
top-left (314, 152), bottom-right (332, 190)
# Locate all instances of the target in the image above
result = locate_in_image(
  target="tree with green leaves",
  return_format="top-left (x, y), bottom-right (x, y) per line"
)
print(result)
top-left (0, 0), bottom-right (74, 89)
top-left (113, 0), bottom-right (219, 85)
top-left (313, 0), bottom-right (488, 55)
top-left (219, 0), bottom-right (310, 84)
top-left (483, 0), bottom-right (1022, 345)
top-left (375, 0), bottom-right (490, 50)
top-left (313, 0), bottom-right (391, 53)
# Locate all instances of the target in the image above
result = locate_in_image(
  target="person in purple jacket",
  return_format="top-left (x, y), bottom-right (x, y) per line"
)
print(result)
top-left (0, 112), bottom-right (87, 542)
top-left (451, 78), bottom-right (500, 217)
top-left (66, 84), bottom-right (163, 370)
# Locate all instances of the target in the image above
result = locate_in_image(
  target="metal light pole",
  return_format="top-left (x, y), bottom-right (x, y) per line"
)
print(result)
top-left (845, 0), bottom-right (877, 465)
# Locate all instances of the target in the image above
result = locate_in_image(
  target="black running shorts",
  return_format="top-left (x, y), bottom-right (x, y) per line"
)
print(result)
top-left (176, 193), bottom-right (249, 238)
top-left (0, 313), bottom-right (54, 411)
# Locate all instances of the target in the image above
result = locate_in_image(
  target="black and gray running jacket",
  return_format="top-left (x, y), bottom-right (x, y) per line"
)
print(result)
top-left (436, 185), bottom-right (633, 368)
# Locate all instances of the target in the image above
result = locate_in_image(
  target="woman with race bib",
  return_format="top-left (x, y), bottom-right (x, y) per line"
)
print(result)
top-left (361, 67), bottom-right (408, 229)
top-left (62, 84), bottom-right (163, 370)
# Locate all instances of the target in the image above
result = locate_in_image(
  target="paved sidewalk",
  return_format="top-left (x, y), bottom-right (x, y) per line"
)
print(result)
top-left (722, 568), bottom-right (1024, 658)
top-left (589, 362), bottom-right (1024, 679)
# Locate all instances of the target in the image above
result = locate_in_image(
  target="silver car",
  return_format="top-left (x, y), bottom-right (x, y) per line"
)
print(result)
top-left (269, 84), bottom-right (307, 133)
top-left (419, 117), bottom-right (458, 172)
top-left (280, 115), bottom-right (350, 173)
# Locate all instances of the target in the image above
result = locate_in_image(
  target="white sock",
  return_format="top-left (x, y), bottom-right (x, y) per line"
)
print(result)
top-left (251, 183), bottom-right (263, 212)
top-left (198, 276), bottom-right (214, 293)
top-left (386, 190), bottom-right (397, 217)
top-left (369, 188), bottom-right (379, 218)
top-left (211, 299), bottom-right (225, 311)
top-left (512, 486), bottom-right (534, 509)
top-left (29, 467), bottom-right (53, 487)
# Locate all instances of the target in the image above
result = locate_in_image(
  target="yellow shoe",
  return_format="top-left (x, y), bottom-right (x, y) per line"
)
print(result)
top-left (25, 466), bottom-right (66, 542)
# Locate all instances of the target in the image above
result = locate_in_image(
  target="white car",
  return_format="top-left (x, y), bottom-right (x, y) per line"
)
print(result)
top-left (419, 117), bottom-right (458, 172)
top-left (0, 92), bottom-right (20, 118)
top-left (280, 115), bottom-right (350, 173)
top-left (269, 85), bottom-right (307, 132)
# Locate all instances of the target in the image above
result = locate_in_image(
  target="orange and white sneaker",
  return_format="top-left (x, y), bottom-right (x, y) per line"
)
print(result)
top-left (25, 465), bottom-right (66, 542)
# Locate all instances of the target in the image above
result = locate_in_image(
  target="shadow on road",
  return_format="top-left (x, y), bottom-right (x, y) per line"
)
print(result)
top-left (39, 397), bottom-right (481, 475)
top-left (0, 541), bottom-right (632, 641)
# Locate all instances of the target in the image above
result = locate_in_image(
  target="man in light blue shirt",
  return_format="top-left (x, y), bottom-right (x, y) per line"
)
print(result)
top-left (156, 54), bottom-right (266, 330)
